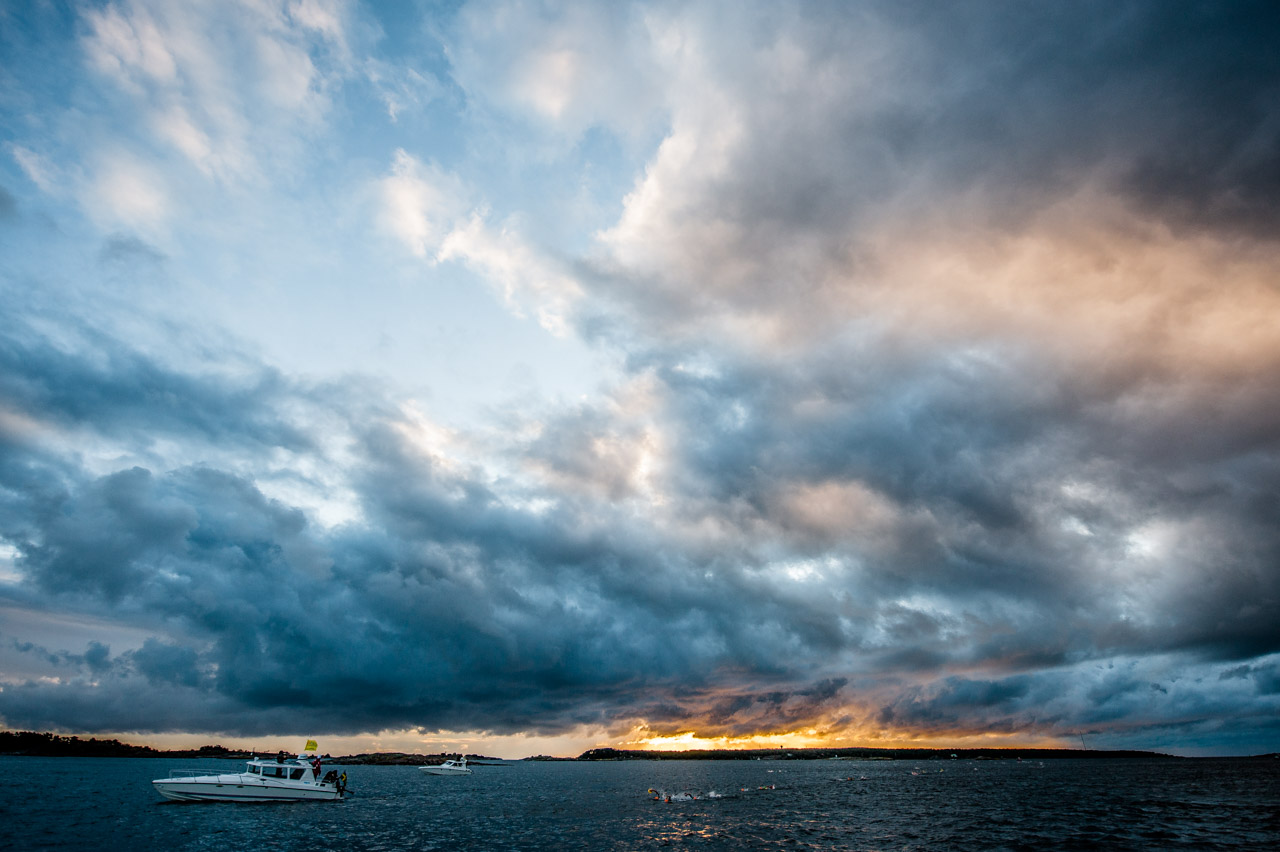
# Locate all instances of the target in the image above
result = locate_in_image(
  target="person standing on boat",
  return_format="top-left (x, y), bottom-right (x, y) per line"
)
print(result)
top-left (312, 756), bottom-right (323, 778)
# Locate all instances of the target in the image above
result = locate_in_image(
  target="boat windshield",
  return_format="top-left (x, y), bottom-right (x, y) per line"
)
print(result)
top-left (248, 765), bottom-right (260, 775)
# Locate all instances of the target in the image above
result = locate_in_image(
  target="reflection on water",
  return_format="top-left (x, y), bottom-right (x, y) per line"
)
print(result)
top-left (1, 756), bottom-right (1276, 850)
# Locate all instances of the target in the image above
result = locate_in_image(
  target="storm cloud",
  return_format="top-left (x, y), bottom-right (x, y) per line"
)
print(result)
top-left (1, 0), bottom-right (1278, 755)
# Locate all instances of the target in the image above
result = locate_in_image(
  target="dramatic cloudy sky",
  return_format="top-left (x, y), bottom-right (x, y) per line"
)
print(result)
top-left (1, 0), bottom-right (1278, 758)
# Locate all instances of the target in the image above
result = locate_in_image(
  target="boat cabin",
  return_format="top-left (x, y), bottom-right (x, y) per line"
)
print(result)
top-left (241, 753), bottom-right (326, 781)
top-left (248, 763), bottom-right (311, 780)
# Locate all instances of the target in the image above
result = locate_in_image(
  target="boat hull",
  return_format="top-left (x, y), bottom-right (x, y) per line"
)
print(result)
top-left (153, 774), bottom-right (342, 802)
top-left (419, 767), bottom-right (471, 776)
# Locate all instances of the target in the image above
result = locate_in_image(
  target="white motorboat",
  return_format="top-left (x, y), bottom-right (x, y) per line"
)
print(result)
top-left (153, 750), bottom-right (348, 802)
top-left (419, 757), bottom-right (471, 776)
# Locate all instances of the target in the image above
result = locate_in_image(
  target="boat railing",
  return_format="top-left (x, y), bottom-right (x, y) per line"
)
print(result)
top-left (161, 769), bottom-right (222, 778)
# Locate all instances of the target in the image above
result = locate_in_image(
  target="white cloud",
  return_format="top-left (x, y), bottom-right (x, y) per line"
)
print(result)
top-left (252, 30), bottom-right (320, 112)
top-left (515, 47), bottom-right (580, 120)
top-left (377, 150), bottom-right (583, 336)
top-left (438, 215), bottom-right (583, 337)
top-left (365, 60), bottom-right (443, 122)
top-left (151, 106), bottom-right (217, 176)
top-left (89, 152), bottom-right (170, 230)
top-left (10, 145), bottom-right (59, 193)
top-left (378, 149), bottom-right (467, 259)
top-left (83, 2), bottom-right (178, 88)
top-left (287, 0), bottom-right (350, 51)
top-left (450, 0), bottom-right (665, 139)
top-left (78, 0), bottom-right (351, 184)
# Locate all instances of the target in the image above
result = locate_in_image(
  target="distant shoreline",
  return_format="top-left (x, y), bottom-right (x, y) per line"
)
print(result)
top-left (5, 731), bottom-right (1276, 762)
top-left (571, 746), bottom-right (1183, 761)
top-left (0, 732), bottom-right (498, 764)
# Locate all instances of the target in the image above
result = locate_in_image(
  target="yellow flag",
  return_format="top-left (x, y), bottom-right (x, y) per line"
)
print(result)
top-left (304, 739), bottom-right (318, 752)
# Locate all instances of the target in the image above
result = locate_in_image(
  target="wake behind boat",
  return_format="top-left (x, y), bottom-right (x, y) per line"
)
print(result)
top-left (419, 757), bottom-right (471, 776)
top-left (153, 743), bottom-right (348, 802)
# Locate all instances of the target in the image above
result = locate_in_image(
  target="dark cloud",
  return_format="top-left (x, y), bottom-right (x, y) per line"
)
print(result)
top-left (877, 675), bottom-right (1036, 731)
top-left (0, 319), bottom-right (846, 735)
top-left (0, 303), bottom-right (332, 458)
top-left (0, 320), bottom-right (741, 734)
top-left (131, 639), bottom-right (205, 688)
top-left (881, 0), bottom-right (1280, 235)
top-left (7, 640), bottom-right (112, 672)
top-left (98, 233), bottom-right (167, 266)
top-left (592, 0), bottom-right (1280, 343)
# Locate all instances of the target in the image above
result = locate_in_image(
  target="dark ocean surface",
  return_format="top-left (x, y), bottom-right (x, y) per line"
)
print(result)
top-left (2, 756), bottom-right (1277, 850)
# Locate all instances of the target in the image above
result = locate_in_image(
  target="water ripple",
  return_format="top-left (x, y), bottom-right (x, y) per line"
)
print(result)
top-left (1, 757), bottom-right (1276, 850)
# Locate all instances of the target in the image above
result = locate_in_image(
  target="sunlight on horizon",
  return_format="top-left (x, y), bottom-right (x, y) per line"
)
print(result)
top-left (77, 724), bottom-right (1077, 760)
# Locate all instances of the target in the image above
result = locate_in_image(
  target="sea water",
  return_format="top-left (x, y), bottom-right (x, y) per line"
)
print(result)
top-left (1, 756), bottom-right (1276, 850)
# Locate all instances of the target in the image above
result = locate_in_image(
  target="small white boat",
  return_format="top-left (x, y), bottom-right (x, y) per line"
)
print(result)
top-left (153, 750), bottom-right (348, 802)
top-left (419, 757), bottom-right (471, 776)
